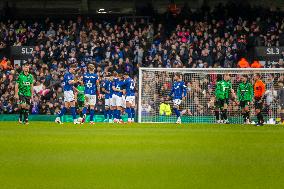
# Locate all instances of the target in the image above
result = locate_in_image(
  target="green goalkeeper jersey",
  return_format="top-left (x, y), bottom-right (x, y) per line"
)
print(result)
top-left (17, 72), bottom-right (34, 97)
top-left (237, 82), bottom-right (253, 101)
top-left (224, 80), bottom-right (232, 99)
top-left (77, 85), bottom-right (85, 102)
top-left (215, 80), bottom-right (226, 100)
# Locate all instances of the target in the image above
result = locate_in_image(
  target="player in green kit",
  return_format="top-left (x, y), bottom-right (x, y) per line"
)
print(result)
top-left (15, 64), bottom-right (34, 124)
top-left (75, 78), bottom-right (86, 123)
top-left (215, 74), bottom-right (226, 123)
top-left (237, 75), bottom-right (253, 124)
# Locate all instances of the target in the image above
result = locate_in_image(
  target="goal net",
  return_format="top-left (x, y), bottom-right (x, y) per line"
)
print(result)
top-left (138, 68), bottom-right (284, 124)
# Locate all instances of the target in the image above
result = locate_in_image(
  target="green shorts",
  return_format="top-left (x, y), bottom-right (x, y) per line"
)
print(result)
top-left (215, 99), bottom-right (225, 108)
top-left (19, 95), bottom-right (31, 105)
top-left (240, 101), bottom-right (250, 108)
top-left (77, 101), bottom-right (85, 108)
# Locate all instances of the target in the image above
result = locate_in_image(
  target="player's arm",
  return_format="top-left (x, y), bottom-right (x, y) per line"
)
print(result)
top-left (30, 75), bottom-right (34, 101)
top-left (30, 83), bottom-right (34, 101)
top-left (68, 79), bottom-right (76, 84)
top-left (15, 82), bottom-right (19, 99)
top-left (96, 79), bottom-right (102, 99)
top-left (73, 86), bottom-right (79, 93)
top-left (249, 83), bottom-right (254, 102)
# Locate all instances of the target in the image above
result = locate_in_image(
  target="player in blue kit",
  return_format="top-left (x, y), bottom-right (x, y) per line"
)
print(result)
top-left (112, 74), bottom-right (125, 123)
top-left (81, 64), bottom-right (100, 124)
top-left (168, 74), bottom-right (187, 124)
top-left (124, 74), bottom-right (135, 123)
top-left (110, 72), bottom-right (119, 123)
top-left (101, 74), bottom-right (113, 123)
top-left (55, 64), bottom-right (80, 124)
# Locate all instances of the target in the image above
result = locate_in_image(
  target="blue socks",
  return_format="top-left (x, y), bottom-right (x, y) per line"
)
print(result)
top-left (117, 110), bottom-right (121, 120)
top-left (126, 108), bottom-right (131, 119)
top-left (131, 108), bottom-right (135, 119)
top-left (104, 109), bottom-right (108, 119)
top-left (109, 110), bottom-right (113, 119)
top-left (70, 107), bottom-right (76, 120)
top-left (173, 108), bottom-right (180, 117)
top-left (82, 107), bottom-right (87, 115)
top-left (58, 107), bottom-right (67, 117)
top-left (90, 109), bottom-right (95, 121)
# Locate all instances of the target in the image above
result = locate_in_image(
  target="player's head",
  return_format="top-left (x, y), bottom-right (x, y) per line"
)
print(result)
top-left (279, 81), bottom-right (284, 87)
top-left (69, 64), bottom-right (77, 74)
top-left (123, 73), bottom-right (129, 79)
top-left (254, 73), bottom-right (261, 80)
top-left (224, 74), bottom-right (230, 81)
top-left (118, 74), bottom-right (124, 80)
top-left (88, 64), bottom-right (95, 72)
top-left (241, 75), bottom-right (248, 82)
top-left (217, 74), bottom-right (223, 82)
top-left (22, 64), bottom-right (30, 73)
top-left (174, 73), bottom-right (182, 81)
top-left (113, 71), bottom-right (118, 78)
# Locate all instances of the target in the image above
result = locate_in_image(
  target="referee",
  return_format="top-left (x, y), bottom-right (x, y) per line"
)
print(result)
top-left (253, 74), bottom-right (266, 126)
top-left (277, 81), bottom-right (284, 124)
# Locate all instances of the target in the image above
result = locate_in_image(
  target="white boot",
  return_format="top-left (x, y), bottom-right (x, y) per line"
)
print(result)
top-left (176, 117), bottom-right (181, 124)
top-left (55, 117), bottom-right (62, 124)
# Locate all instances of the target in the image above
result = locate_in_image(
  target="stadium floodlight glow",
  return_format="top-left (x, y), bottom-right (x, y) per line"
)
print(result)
top-left (138, 67), bottom-right (284, 124)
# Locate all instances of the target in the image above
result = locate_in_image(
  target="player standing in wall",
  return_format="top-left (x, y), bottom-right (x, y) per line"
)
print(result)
top-left (237, 75), bottom-right (254, 124)
top-left (15, 64), bottom-right (34, 125)
top-left (101, 74), bottom-right (113, 122)
top-left (253, 73), bottom-right (266, 126)
top-left (124, 73), bottom-right (136, 123)
top-left (168, 74), bottom-right (187, 124)
top-left (81, 64), bottom-right (100, 124)
top-left (55, 64), bottom-right (80, 124)
top-left (112, 74), bottom-right (125, 123)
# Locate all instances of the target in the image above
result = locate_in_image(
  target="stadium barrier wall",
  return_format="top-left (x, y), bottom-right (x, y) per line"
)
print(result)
top-left (0, 114), bottom-right (272, 123)
top-left (0, 115), bottom-right (129, 122)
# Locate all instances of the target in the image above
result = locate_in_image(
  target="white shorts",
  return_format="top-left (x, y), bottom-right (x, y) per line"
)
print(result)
top-left (64, 91), bottom-right (75, 102)
top-left (85, 94), bottom-right (96, 106)
top-left (111, 94), bottom-right (123, 107)
top-left (105, 98), bottom-right (111, 107)
top-left (122, 95), bottom-right (126, 109)
top-left (126, 96), bottom-right (135, 106)
top-left (173, 99), bottom-right (182, 106)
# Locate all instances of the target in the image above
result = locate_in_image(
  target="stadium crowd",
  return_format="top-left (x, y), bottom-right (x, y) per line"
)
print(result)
top-left (0, 4), bottom-right (284, 114)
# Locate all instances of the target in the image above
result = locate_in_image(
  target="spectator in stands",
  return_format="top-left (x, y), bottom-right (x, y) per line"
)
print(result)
top-left (238, 58), bottom-right (250, 68)
top-left (251, 60), bottom-right (262, 68)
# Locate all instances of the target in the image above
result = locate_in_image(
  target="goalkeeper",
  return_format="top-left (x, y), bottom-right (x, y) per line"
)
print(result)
top-left (237, 75), bottom-right (253, 124)
top-left (253, 73), bottom-right (266, 126)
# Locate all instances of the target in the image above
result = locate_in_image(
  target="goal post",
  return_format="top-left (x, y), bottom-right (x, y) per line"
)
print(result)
top-left (138, 67), bottom-right (284, 124)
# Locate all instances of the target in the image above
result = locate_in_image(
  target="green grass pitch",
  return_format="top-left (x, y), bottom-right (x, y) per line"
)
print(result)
top-left (1, 122), bottom-right (284, 189)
